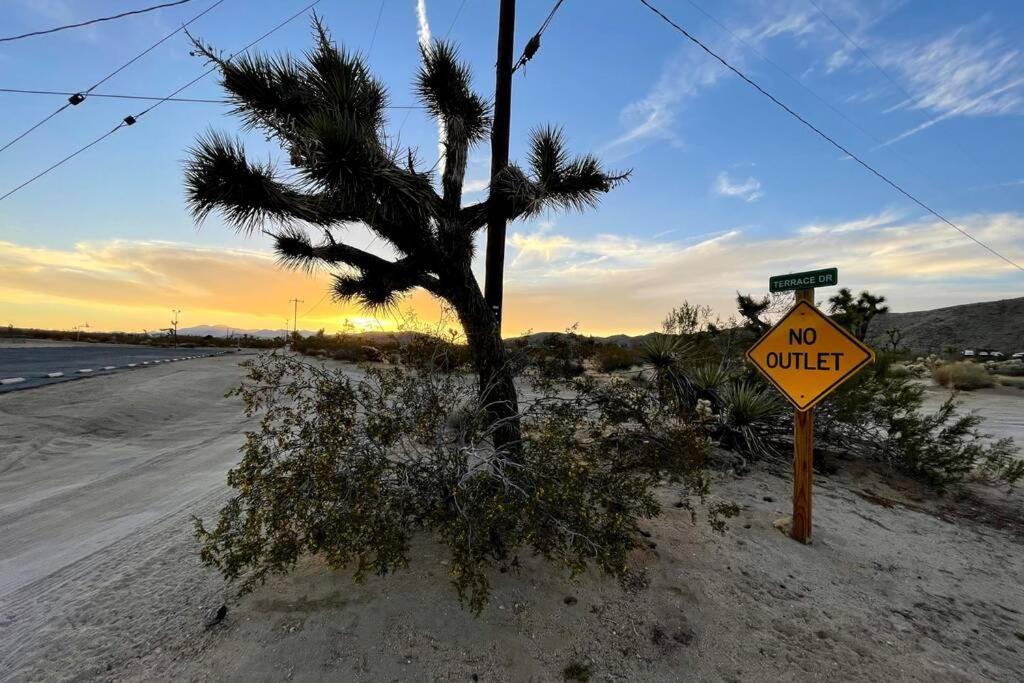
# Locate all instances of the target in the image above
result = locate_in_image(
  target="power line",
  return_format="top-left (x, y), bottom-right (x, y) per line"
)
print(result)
top-left (680, 0), bottom-right (900, 164)
top-left (0, 124), bottom-right (127, 202)
top-left (367, 0), bottom-right (386, 55)
top-left (804, 0), bottom-right (916, 107)
top-left (804, 0), bottom-right (995, 177)
top-left (444, 0), bottom-right (469, 39)
top-left (0, 88), bottom-right (425, 107)
top-left (0, 0), bottom-right (227, 156)
top-left (300, 291), bottom-right (331, 319)
top-left (136, 0), bottom-right (323, 120)
top-left (512, 0), bottom-right (567, 73)
top-left (0, 0), bottom-right (322, 204)
top-left (637, 0), bottom-right (1023, 273)
top-left (0, 104), bottom-right (71, 154)
top-left (0, 88), bottom-right (224, 103)
top-left (0, 0), bottom-right (195, 43)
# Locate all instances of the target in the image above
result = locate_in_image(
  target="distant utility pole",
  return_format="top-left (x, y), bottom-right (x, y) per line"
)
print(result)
top-left (75, 322), bottom-right (89, 341)
top-left (171, 309), bottom-right (181, 347)
top-left (289, 298), bottom-right (303, 335)
top-left (483, 0), bottom-right (517, 330)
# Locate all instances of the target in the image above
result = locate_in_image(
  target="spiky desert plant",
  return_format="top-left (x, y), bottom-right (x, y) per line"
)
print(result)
top-left (639, 334), bottom-right (697, 409)
top-left (183, 17), bottom-right (626, 450)
top-left (718, 381), bottom-right (784, 459)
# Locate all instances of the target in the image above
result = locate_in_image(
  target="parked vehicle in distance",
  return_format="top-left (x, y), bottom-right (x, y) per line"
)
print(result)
top-left (1012, 351), bottom-right (1024, 359)
top-left (962, 349), bottom-right (976, 358)
top-left (989, 351), bottom-right (1005, 358)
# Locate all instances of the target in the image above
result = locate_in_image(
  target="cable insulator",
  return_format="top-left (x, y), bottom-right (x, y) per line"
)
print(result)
top-left (68, 93), bottom-right (86, 105)
top-left (522, 34), bottom-right (541, 62)
top-left (123, 115), bottom-right (137, 125)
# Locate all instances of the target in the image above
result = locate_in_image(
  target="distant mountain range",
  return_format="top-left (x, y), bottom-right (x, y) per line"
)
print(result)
top-left (865, 296), bottom-right (1024, 354)
top-left (180, 296), bottom-right (1024, 353)
top-left (179, 325), bottom-right (307, 339)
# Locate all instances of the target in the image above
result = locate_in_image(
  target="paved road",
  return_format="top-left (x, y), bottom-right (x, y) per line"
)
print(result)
top-left (0, 344), bottom-right (233, 393)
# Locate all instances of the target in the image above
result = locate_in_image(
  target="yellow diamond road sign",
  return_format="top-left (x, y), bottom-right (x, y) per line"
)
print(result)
top-left (745, 300), bottom-right (875, 411)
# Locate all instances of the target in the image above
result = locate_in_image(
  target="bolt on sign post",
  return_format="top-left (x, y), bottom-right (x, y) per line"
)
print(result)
top-left (745, 268), bottom-right (874, 544)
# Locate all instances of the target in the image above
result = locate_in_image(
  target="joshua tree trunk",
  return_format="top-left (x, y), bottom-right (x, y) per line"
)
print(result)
top-left (447, 266), bottom-right (520, 452)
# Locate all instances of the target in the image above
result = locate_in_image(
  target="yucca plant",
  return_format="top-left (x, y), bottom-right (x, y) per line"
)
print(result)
top-left (688, 361), bottom-right (733, 412)
top-left (717, 381), bottom-right (784, 460)
top-left (183, 16), bottom-right (627, 450)
top-left (639, 334), bottom-right (697, 410)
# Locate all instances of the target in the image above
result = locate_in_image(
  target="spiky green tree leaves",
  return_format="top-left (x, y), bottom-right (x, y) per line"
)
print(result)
top-left (184, 17), bottom-right (627, 448)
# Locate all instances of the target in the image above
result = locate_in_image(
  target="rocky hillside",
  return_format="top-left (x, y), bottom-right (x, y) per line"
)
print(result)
top-left (866, 297), bottom-right (1024, 354)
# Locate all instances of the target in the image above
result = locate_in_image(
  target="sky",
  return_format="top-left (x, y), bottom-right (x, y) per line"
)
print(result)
top-left (0, 0), bottom-right (1022, 337)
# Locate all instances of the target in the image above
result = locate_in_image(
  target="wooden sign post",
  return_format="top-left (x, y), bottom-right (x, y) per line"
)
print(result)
top-left (792, 288), bottom-right (815, 543)
top-left (745, 269), bottom-right (874, 544)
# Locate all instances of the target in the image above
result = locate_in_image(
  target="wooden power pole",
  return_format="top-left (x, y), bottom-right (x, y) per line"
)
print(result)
top-left (289, 298), bottom-right (303, 335)
top-left (483, 0), bottom-right (516, 329)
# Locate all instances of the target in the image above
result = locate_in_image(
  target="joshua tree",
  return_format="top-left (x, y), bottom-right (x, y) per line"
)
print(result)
top-left (183, 19), bottom-right (625, 449)
top-left (884, 327), bottom-right (904, 353)
top-left (828, 288), bottom-right (889, 341)
top-left (735, 293), bottom-right (771, 333)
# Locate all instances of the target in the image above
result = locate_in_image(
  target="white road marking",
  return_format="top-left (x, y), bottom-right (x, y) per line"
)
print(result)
top-left (1, 377), bottom-right (26, 385)
top-left (45, 372), bottom-right (64, 378)
top-left (77, 369), bottom-right (93, 374)
top-left (102, 366), bottom-right (116, 370)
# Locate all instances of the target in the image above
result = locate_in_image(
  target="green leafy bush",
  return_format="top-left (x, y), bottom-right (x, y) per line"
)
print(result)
top-left (815, 370), bottom-right (1022, 488)
top-left (593, 344), bottom-right (640, 373)
top-left (933, 362), bottom-right (994, 390)
top-left (529, 327), bottom-right (595, 379)
top-left (195, 345), bottom-right (717, 613)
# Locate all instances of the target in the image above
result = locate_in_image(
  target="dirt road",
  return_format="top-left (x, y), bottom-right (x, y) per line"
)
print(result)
top-left (0, 355), bottom-right (252, 680)
top-left (1, 357), bottom-right (1022, 681)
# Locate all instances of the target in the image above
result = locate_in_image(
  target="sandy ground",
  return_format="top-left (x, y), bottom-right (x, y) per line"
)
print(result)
top-left (1, 359), bottom-right (1023, 682)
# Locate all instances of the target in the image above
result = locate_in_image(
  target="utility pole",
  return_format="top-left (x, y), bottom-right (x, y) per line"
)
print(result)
top-left (483, 0), bottom-right (517, 330)
top-left (75, 322), bottom-right (89, 342)
top-left (171, 309), bottom-right (181, 347)
top-left (289, 298), bottom-right (303, 336)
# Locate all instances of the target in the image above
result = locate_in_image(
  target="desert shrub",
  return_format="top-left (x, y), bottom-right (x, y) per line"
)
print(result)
top-left (997, 376), bottom-right (1024, 389)
top-left (933, 362), bottom-right (994, 390)
top-left (530, 327), bottom-right (595, 379)
top-left (815, 370), bottom-right (1022, 488)
top-left (196, 343), bottom-right (718, 613)
top-left (887, 363), bottom-right (912, 378)
top-left (398, 334), bottom-right (470, 373)
top-left (990, 360), bottom-right (1024, 377)
top-left (594, 344), bottom-right (640, 373)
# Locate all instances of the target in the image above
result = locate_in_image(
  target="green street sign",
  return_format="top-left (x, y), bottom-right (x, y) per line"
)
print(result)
top-left (769, 267), bottom-right (838, 293)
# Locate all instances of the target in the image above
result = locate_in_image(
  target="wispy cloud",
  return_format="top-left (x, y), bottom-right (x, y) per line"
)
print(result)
top-left (876, 27), bottom-right (1024, 146)
top-left (415, 0), bottom-right (446, 173)
top-left (1, 212), bottom-right (1021, 337)
top-left (714, 172), bottom-right (764, 202)
top-left (500, 211), bottom-right (1024, 333)
top-left (602, 48), bottom-right (730, 158)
